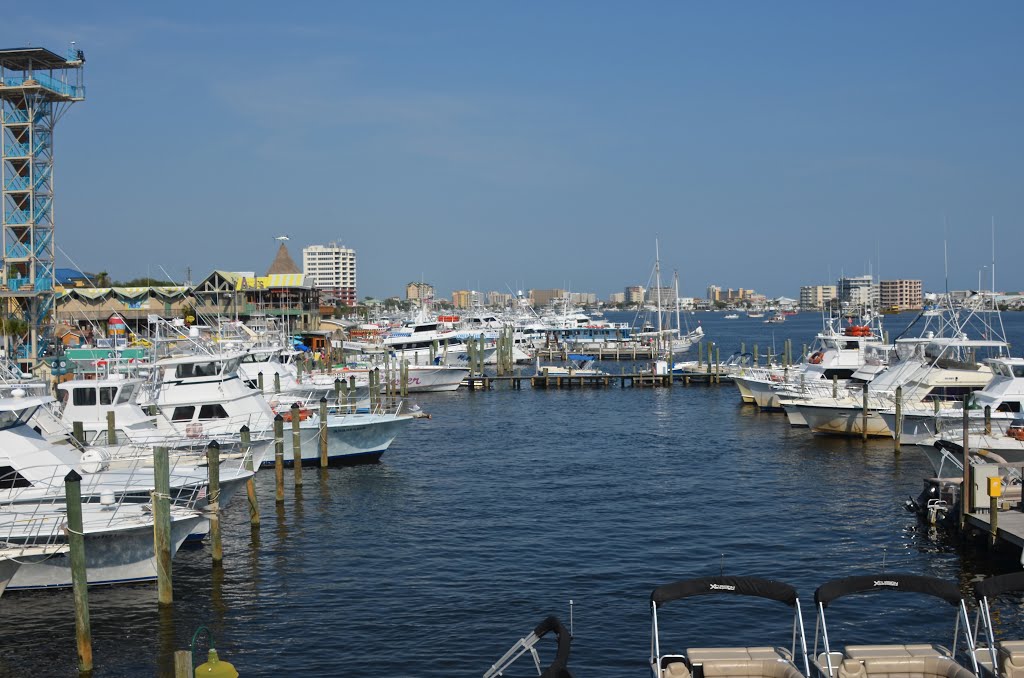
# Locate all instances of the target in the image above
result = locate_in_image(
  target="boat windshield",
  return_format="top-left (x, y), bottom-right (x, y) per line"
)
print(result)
top-left (0, 406), bottom-right (37, 431)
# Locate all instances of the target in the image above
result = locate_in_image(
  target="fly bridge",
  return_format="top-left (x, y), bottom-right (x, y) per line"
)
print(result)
top-left (0, 45), bottom-right (85, 372)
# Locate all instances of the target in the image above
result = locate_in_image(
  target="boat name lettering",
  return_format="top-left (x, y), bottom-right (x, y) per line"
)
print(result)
top-left (709, 584), bottom-right (736, 591)
top-left (873, 580), bottom-right (899, 587)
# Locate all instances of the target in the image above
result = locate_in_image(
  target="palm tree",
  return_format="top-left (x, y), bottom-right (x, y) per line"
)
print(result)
top-left (95, 271), bottom-right (110, 287)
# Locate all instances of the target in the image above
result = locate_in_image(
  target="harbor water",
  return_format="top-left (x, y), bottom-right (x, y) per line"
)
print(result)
top-left (3, 312), bottom-right (1024, 676)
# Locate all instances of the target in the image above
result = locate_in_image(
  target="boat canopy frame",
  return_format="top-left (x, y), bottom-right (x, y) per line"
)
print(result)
top-left (972, 572), bottom-right (1024, 678)
top-left (649, 575), bottom-right (810, 678)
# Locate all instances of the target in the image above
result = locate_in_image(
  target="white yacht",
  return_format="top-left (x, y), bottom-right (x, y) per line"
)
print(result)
top-left (144, 351), bottom-right (413, 466)
top-left (877, 356), bottom-right (1024, 443)
top-left (2, 498), bottom-right (202, 590)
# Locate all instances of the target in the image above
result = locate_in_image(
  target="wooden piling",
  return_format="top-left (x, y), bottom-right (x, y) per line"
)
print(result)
top-left (290, 403), bottom-right (303, 483)
top-left (861, 383), bottom-right (869, 443)
top-left (401, 360), bottom-right (409, 398)
top-left (72, 420), bottom-right (85, 446)
top-left (274, 372), bottom-right (281, 393)
top-left (961, 406), bottom-right (970, 530)
top-left (715, 347), bottom-right (721, 384)
top-left (258, 372), bottom-right (264, 393)
top-left (934, 398), bottom-right (942, 434)
top-left (274, 415), bottom-right (285, 503)
top-left (318, 397), bottom-right (329, 468)
top-left (153, 446), bottom-right (173, 605)
top-left (65, 471), bottom-right (93, 672)
top-left (753, 344), bottom-right (759, 367)
top-left (240, 426), bottom-right (259, 528)
top-left (832, 374), bottom-right (838, 399)
top-left (106, 410), bottom-right (117, 445)
top-left (893, 385), bottom-right (903, 453)
top-left (207, 441), bottom-right (223, 564)
top-left (991, 493), bottom-right (999, 547)
top-left (173, 650), bottom-right (192, 677)
top-left (985, 405), bottom-right (992, 435)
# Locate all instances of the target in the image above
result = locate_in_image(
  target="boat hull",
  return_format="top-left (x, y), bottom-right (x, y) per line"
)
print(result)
top-left (7, 514), bottom-right (201, 590)
top-left (795, 403), bottom-right (893, 437)
top-left (261, 413), bottom-right (414, 466)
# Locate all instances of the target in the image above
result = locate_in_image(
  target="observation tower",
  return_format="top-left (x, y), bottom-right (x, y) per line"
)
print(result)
top-left (0, 45), bottom-right (85, 370)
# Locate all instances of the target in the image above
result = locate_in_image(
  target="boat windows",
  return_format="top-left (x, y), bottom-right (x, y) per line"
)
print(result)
top-left (176, 362), bottom-right (220, 379)
top-left (171, 406), bottom-right (196, 422)
top-left (198, 404), bottom-right (229, 420)
top-left (117, 385), bottom-right (135, 404)
top-left (1014, 365), bottom-right (1024, 378)
top-left (0, 465), bottom-right (32, 489)
top-left (72, 388), bottom-right (97, 406)
top-left (822, 369), bottom-right (855, 380)
top-left (997, 401), bottom-right (1022, 413)
top-left (99, 387), bottom-right (118, 406)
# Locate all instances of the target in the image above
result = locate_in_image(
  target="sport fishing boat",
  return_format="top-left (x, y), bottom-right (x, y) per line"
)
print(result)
top-left (877, 357), bottom-right (1024, 444)
top-left (2, 497), bottom-right (203, 590)
top-left (649, 575), bottom-right (810, 678)
top-left (810, 574), bottom-right (979, 678)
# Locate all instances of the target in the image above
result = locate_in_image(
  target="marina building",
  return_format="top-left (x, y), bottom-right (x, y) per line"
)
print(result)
top-left (302, 242), bottom-right (357, 306)
top-left (879, 279), bottom-right (922, 311)
top-left (799, 285), bottom-right (838, 310)
top-left (405, 281), bottom-right (434, 302)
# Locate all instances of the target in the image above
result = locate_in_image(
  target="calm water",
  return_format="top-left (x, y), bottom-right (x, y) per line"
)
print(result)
top-left (3, 311), bottom-right (1024, 677)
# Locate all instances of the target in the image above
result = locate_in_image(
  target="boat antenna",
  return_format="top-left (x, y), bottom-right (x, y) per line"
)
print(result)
top-left (881, 546), bottom-right (888, 573)
top-left (569, 599), bottom-right (574, 636)
top-left (720, 553), bottom-right (725, 576)
top-left (942, 214), bottom-right (949, 300)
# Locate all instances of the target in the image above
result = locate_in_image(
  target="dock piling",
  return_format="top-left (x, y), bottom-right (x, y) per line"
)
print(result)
top-left (274, 415), bottom-right (285, 503)
top-left (318, 398), bottom-right (329, 467)
top-left (240, 426), bottom-right (259, 528)
top-left (72, 420), bottom-right (84, 446)
top-left (153, 446), bottom-right (173, 605)
top-left (861, 383), bottom-right (869, 443)
top-left (65, 471), bottom-right (93, 673)
top-left (290, 404), bottom-right (303, 484)
top-left (894, 386), bottom-right (903, 453)
top-left (207, 441), bottom-right (223, 564)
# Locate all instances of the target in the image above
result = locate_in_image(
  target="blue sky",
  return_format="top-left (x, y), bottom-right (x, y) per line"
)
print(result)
top-left (6, 3), bottom-right (1023, 299)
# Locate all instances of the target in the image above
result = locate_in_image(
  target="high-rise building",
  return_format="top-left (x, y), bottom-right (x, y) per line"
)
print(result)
top-left (800, 285), bottom-right (838, 310)
top-left (837, 275), bottom-right (877, 307)
top-left (302, 242), bottom-right (357, 305)
top-left (707, 285), bottom-right (722, 302)
top-left (647, 286), bottom-right (676, 306)
top-left (406, 281), bottom-right (434, 302)
top-left (879, 279), bottom-right (922, 311)
top-left (487, 291), bottom-right (513, 307)
top-left (529, 289), bottom-right (567, 308)
top-left (451, 289), bottom-right (480, 309)
top-left (625, 286), bottom-right (645, 304)
top-left (608, 292), bottom-right (626, 304)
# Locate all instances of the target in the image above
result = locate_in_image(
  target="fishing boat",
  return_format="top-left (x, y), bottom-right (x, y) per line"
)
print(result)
top-left (2, 499), bottom-right (203, 590)
top-left (877, 357), bottom-right (1024, 444)
top-left (650, 575), bottom-right (810, 678)
top-left (810, 574), bottom-right (979, 678)
top-left (724, 313), bottom-right (740, 320)
top-left (536, 354), bottom-right (606, 377)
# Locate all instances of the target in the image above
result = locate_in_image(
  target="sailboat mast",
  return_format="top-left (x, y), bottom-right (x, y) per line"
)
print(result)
top-left (654, 239), bottom-right (663, 353)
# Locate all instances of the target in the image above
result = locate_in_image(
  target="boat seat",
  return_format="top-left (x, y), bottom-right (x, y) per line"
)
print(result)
top-left (846, 645), bottom-right (946, 659)
top-left (663, 661), bottom-right (691, 678)
top-left (688, 648), bottom-right (788, 663)
top-left (695, 659), bottom-right (804, 678)
top-left (997, 641), bottom-right (1024, 678)
top-left (842, 656), bottom-right (976, 678)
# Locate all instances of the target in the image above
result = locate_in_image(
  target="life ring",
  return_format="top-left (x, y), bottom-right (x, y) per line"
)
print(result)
top-left (808, 351), bottom-right (824, 365)
top-left (185, 422), bottom-right (203, 438)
